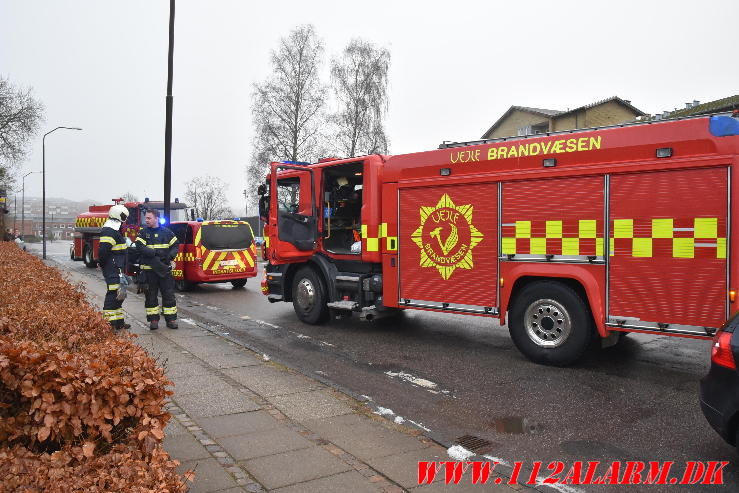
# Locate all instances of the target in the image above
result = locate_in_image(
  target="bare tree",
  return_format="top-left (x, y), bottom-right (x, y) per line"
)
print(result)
top-left (184, 175), bottom-right (232, 220)
top-left (0, 75), bottom-right (45, 187)
top-left (330, 39), bottom-right (390, 157)
top-left (120, 192), bottom-right (139, 202)
top-left (246, 25), bottom-right (327, 202)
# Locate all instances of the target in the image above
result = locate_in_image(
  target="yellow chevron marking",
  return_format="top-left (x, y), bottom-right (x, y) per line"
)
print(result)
top-left (202, 251), bottom-right (216, 270)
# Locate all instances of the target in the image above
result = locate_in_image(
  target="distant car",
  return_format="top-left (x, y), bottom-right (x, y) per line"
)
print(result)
top-left (14, 237), bottom-right (26, 251)
top-left (254, 236), bottom-right (264, 246)
top-left (700, 313), bottom-right (739, 452)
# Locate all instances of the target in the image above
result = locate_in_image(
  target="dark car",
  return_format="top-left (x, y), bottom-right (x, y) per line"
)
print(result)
top-left (700, 312), bottom-right (739, 452)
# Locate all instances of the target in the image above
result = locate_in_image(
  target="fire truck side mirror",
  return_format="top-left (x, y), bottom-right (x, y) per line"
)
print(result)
top-left (258, 195), bottom-right (269, 221)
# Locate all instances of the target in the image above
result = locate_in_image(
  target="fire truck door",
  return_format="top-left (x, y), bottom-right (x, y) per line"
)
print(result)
top-left (609, 167), bottom-right (728, 329)
top-left (269, 164), bottom-right (317, 261)
top-left (398, 183), bottom-right (498, 309)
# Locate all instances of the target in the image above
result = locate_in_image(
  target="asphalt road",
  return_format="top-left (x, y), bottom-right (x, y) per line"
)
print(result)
top-left (37, 241), bottom-right (737, 492)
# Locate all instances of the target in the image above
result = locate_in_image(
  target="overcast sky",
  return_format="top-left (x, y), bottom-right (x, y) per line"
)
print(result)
top-left (1, 0), bottom-right (737, 214)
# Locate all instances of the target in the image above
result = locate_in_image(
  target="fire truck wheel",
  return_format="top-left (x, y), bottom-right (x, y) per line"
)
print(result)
top-left (509, 281), bottom-right (594, 366)
top-left (231, 279), bottom-right (248, 289)
top-left (175, 279), bottom-right (193, 292)
top-left (292, 267), bottom-right (329, 324)
top-left (83, 245), bottom-right (98, 268)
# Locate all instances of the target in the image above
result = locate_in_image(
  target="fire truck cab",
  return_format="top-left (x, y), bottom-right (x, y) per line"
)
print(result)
top-left (260, 114), bottom-right (739, 366)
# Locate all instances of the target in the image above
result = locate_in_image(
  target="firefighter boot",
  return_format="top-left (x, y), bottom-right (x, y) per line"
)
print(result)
top-left (149, 319), bottom-right (159, 330)
top-left (166, 320), bottom-right (178, 329)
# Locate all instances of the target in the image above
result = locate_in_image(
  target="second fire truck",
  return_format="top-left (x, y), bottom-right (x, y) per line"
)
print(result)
top-left (259, 114), bottom-right (739, 366)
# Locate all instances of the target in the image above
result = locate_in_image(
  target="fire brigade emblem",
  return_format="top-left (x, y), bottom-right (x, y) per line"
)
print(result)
top-left (411, 194), bottom-right (483, 280)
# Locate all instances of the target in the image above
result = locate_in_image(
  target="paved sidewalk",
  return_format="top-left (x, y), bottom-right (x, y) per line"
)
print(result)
top-left (59, 264), bottom-right (537, 493)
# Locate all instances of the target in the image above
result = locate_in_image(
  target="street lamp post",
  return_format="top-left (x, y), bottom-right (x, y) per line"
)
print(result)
top-left (242, 189), bottom-right (248, 217)
top-left (43, 126), bottom-right (81, 259)
top-left (21, 171), bottom-right (40, 241)
top-left (49, 212), bottom-right (54, 243)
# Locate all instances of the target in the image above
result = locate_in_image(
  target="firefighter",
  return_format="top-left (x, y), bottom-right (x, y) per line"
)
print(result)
top-left (135, 208), bottom-right (179, 329)
top-left (99, 204), bottom-right (130, 330)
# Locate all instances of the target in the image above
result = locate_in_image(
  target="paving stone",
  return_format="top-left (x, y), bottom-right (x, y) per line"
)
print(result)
top-left (176, 335), bottom-right (241, 356)
top-left (162, 434), bottom-right (211, 462)
top-left (169, 373), bottom-right (235, 395)
top-left (218, 427), bottom-right (313, 460)
top-left (196, 411), bottom-right (280, 438)
top-left (367, 448), bottom-right (447, 489)
top-left (269, 390), bottom-right (352, 422)
top-left (202, 351), bottom-right (262, 369)
top-left (326, 422), bottom-right (426, 462)
top-left (175, 390), bottom-right (260, 417)
top-left (164, 361), bottom-right (211, 379)
top-left (411, 478), bottom-right (513, 492)
top-left (215, 488), bottom-right (248, 493)
top-left (271, 470), bottom-right (380, 493)
top-left (178, 458), bottom-right (240, 492)
top-left (242, 446), bottom-right (351, 490)
top-left (302, 412), bottom-right (367, 435)
top-left (163, 418), bottom-right (189, 437)
top-left (223, 365), bottom-right (320, 397)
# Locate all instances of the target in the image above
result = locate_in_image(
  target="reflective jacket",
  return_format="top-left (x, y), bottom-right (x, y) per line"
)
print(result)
top-left (99, 226), bottom-right (127, 278)
top-left (135, 226), bottom-right (179, 274)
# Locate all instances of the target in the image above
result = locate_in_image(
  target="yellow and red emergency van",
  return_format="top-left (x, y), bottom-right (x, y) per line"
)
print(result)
top-left (169, 219), bottom-right (258, 290)
top-left (259, 113), bottom-right (739, 366)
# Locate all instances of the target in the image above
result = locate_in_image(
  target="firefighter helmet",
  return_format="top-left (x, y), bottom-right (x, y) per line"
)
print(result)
top-left (108, 204), bottom-right (129, 222)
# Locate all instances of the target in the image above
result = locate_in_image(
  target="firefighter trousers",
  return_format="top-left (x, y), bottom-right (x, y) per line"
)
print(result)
top-left (144, 271), bottom-right (177, 322)
top-left (103, 275), bottom-right (125, 329)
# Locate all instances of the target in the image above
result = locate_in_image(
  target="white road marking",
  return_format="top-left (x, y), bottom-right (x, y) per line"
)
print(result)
top-left (447, 445), bottom-right (475, 461)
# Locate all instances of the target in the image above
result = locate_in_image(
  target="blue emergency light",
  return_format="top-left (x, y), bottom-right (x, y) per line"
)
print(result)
top-left (159, 217), bottom-right (166, 225)
top-left (709, 116), bottom-right (739, 137)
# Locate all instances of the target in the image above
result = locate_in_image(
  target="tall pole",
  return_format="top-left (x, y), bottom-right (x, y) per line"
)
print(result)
top-left (13, 192), bottom-right (17, 235)
top-left (20, 171), bottom-right (38, 240)
top-left (243, 189), bottom-right (248, 217)
top-left (163, 0), bottom-right (175, 224)
top-left (42, 126), bottom-right (81, 259)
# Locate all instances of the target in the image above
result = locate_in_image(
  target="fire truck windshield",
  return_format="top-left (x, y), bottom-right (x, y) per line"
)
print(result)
top-left (200, 223), bottom-right (254, 251)
top-left (139, 208), bottom-right (188, 224)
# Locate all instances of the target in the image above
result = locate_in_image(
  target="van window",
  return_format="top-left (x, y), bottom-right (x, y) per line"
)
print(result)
top-left (200, 223), bottom-right (254, 250)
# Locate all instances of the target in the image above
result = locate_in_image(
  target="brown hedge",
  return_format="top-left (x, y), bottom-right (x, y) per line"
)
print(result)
top-left (0, 243), bottom-right (187, 491)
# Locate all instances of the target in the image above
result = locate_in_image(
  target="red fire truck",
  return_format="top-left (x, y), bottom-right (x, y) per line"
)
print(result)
top-left (73, 200), bottom-right (257, 289)
top-left (72, 199), bottom-right (189, 267)
top-left (259, 114), bottom-right (739, 365)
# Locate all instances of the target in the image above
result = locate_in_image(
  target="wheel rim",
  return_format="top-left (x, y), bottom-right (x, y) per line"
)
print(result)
top-left (523, 298), bottom-right (572, 348)
top-left (295, 278), bottom-right (316, 312)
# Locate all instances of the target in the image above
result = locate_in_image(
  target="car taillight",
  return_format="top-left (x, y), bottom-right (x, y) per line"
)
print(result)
top-left (711, 330), bottom-right (736, 369)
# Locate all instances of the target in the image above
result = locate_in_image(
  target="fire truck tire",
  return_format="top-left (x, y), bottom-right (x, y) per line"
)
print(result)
top-left (83, 245), bottom-right (98, 268)
top-left (231, 279), bottom-right (248, 289)
top-left (175, 279), bottom-right (193, 292)
top-left (292, 267), bottom-right (329, 324)
top-left (509, 281), bottom-right (594, 366)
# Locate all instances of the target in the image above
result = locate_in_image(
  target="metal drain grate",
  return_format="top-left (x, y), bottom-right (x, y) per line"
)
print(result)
top-left (454, 435), bottom-right (493, 455)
